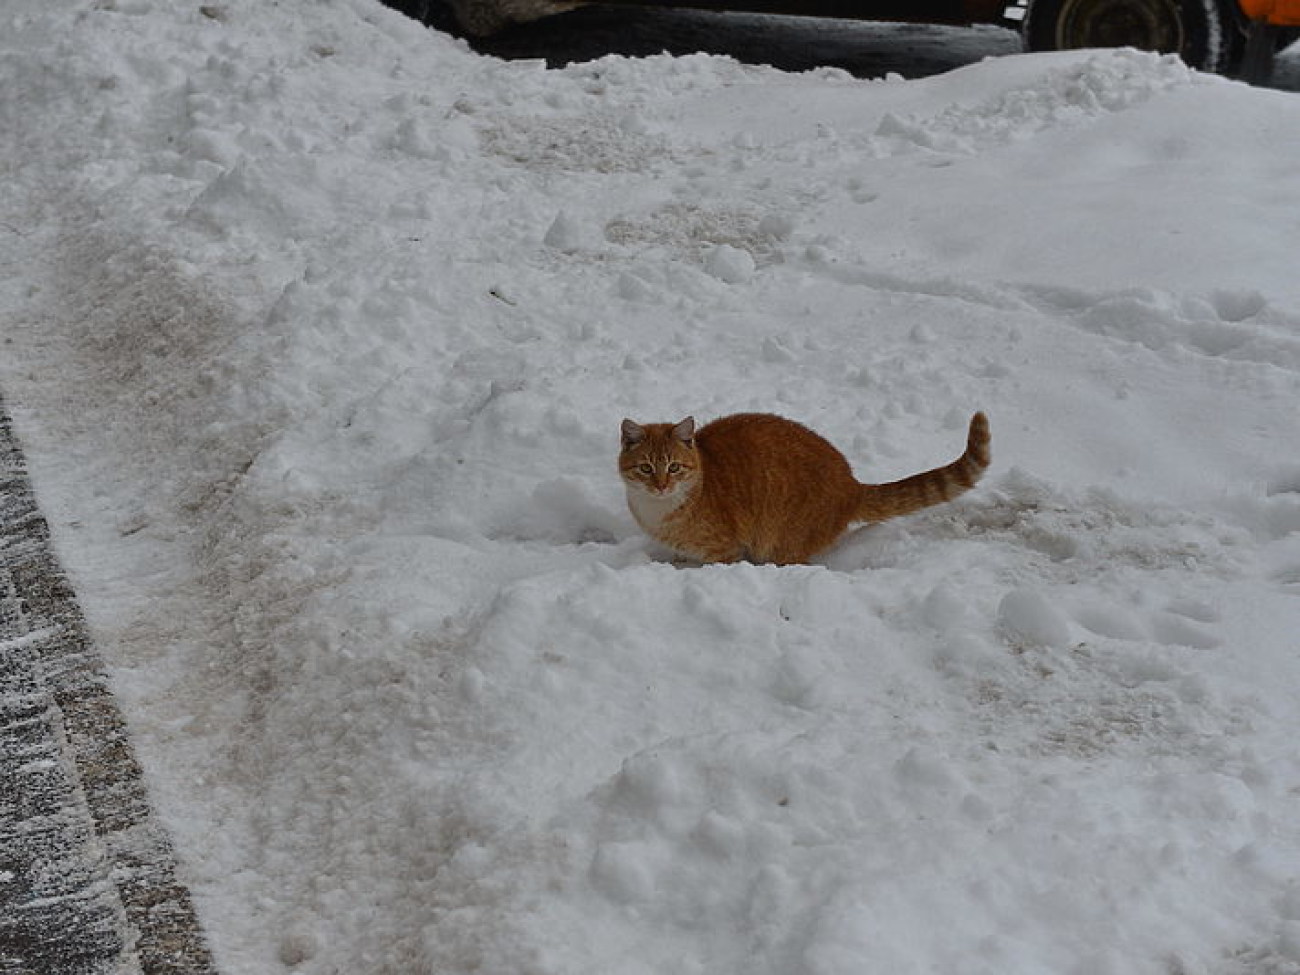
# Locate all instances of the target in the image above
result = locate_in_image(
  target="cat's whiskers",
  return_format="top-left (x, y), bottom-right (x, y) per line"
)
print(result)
top-left (625, 479), bottom-right (691, 535)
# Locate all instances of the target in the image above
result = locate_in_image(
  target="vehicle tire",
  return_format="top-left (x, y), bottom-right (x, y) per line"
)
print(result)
top-left (1023, 0), bottom-right (1234, 71)
top-left (1237, 18), bottom-right (1277, 80)
top-left (380, 0), bottom-right (467, 34)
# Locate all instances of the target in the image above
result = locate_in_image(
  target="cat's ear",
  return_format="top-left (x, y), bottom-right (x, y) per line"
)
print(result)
top-left (621, 419), bottom-right (646, 449)
top-left (672, 417), bottom-right (696, 446)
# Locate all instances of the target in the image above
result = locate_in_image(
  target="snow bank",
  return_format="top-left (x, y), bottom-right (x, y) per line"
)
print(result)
top-left (3, 1), bottom-right (1300, 973)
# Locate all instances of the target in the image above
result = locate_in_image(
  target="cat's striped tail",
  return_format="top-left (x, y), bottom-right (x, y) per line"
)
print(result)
top-left (853, 412), bottom-right (991, 524)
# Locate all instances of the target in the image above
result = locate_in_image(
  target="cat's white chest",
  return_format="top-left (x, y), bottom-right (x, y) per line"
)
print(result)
top-left (626, 484), bottom-right (687, 537)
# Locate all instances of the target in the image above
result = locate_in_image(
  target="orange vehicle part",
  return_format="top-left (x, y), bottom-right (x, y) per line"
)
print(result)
top-left (1240, 0), bottom-right (1300, 25)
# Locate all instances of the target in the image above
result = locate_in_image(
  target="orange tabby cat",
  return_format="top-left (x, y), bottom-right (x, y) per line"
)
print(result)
top-left (619, 411), bottom-right (990, 565)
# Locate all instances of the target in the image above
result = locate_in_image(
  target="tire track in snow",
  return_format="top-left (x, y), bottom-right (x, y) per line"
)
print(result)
top-left (0, 395), bottom-right (217, 975)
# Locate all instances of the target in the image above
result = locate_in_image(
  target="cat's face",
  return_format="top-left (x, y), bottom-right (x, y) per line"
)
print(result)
top-left (619, 417), bottom-right (699, 499)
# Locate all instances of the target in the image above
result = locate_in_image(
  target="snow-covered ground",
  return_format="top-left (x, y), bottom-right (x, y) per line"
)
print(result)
top-left (4, 2), bottom-right (1300, 973)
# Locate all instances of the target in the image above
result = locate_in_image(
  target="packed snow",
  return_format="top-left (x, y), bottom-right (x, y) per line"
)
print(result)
top-left (3, 1), bottom-right (1300, 973)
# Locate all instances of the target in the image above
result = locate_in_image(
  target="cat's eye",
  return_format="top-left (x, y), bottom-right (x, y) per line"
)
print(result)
top-left (667, 463), bottom-right (683, 474)
top-left (638, 464), bottom-right (654, 475)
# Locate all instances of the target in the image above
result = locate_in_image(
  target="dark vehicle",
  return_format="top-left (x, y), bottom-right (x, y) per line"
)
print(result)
top-left (387, 0), bottom-right (1298, 75)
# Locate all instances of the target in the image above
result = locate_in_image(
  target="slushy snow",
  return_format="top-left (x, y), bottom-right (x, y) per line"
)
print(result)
top-left (3, 2), bottom-right (1300, 973)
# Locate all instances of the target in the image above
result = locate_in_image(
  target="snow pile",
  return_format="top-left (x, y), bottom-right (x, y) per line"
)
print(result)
top-left (3, 1), bottom-right (1300, 973)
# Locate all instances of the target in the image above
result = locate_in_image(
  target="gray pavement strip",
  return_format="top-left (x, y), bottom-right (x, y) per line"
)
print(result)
top-left (1, 395), bottom-right (216, 975)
